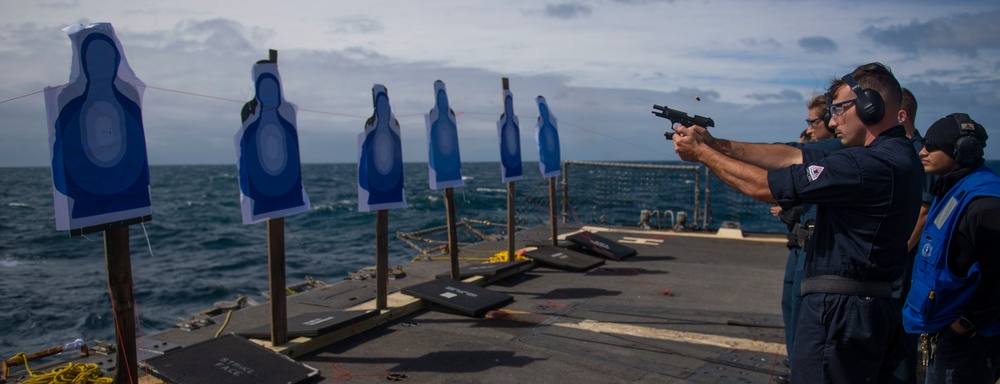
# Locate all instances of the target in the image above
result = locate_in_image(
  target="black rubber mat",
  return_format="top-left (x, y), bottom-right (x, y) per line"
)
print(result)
top-left (524, 245), bottom-right (606, 272)
top-left (402, 278), bottom-right (513, 317)
top-left (143, 334), bottom-right (318, 384)
top-left (434, 259), bottom-right (532, 279)
top-left (566, 231), bottom-right (637, 259)
top-left (238, 310), bottom-right (377, 339)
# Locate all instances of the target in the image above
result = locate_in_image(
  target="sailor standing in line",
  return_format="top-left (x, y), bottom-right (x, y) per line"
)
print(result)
top-left (774, 94), bottom-right (844, 374)
top-left (672, 62), bottom-right (922, 383)
top-left (903, 113), bottom-right (1000, 384)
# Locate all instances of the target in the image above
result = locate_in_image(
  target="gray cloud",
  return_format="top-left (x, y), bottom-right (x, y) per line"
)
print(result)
top-left (863, 10), bottom-right (1000, 57)
top-left (741, 38), bottom-right (782, 49)
top-left (157, 19), bottom-right (259, 53)
top-left (330, 17), bottom-right (383, 35)
top-left (798, 36), bottom-right (837, 53)
top-left (340, 46), bottom-right (393, 63)
top-left (745, 89), bottom-right (803, 102)
top-left (544, 2), bottom-right (593, 19)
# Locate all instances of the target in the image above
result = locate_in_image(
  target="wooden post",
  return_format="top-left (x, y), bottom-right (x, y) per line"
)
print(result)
top-left (376, 210), bottom-right (389, 310)
top-left (104, 225), bottom-right (137, 384)
top-left (262, 48), bottom-right (288, 346)
top-left (444, 188), bottom-right (460, 279)
top-left (267, 217), bottom-right (287, 346)
top-left (562, 163), bottom-right (569, 224)
top-left (507, 182), bottom-right (516, 257)
top-left (501, 77), bottom-right (516, 259)
top-left (549, 177), bottom-right (558, 246)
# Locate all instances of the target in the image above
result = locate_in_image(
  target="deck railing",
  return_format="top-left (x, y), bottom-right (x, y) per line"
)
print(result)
top-left (560, 161), bottom-right (781, 233)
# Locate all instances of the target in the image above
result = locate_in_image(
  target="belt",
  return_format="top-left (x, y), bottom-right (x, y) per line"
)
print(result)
top-left (800, 275), bottom-right (893, 298)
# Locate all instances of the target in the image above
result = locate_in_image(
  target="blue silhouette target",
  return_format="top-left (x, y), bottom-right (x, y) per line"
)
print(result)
top-left (534, 96), bottom-right (561, 179)
top-left (424, 80), bottom-right (464, 190)
top-left (234, 61), bottom-right (310, 224)
top-left (44, 23), bottom-right (151, 231)
top-left (357, 84), bottom-right (406, 212)
top-left (496, 89), bottom-right (522, 183)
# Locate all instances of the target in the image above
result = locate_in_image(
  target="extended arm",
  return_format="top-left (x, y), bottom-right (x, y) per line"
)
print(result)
top-left (673, 125), bottom-right (776, 203)
top-left (686, 126), bottom-right (804, 170)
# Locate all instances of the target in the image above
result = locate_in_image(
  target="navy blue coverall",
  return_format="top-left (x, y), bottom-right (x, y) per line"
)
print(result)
top-left (768, 126), bottom-right (922, 383)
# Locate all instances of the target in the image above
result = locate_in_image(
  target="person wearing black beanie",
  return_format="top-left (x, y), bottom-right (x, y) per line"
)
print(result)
top-left (903, 113), bottom-right (1000, 384)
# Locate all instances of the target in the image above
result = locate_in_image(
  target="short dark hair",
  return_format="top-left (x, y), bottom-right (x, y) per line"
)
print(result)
top-left (827, 78), bottom-right (846, 98)
top-left (849, 62), bottom-right (902, 118)
top-left (900, 87), bottom-right (917, 121)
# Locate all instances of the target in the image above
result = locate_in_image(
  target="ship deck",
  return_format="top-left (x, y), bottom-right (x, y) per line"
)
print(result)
top-left (29, 224), bottom-right (794, 384)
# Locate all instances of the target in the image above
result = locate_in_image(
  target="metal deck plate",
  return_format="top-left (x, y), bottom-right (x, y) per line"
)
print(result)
top-left (434, 259), bottom-right (532, 279)
top-left (401, 279), bottom-right (513, 317)
top-left (143, 334), bottom-right (318, 384)
top-left (238, 310), bottom-right (378, 339)
top-left (138, 337), bottom-right (183, 355)
top-left (567, 231), bottom-right (637, 260)
top-left (524, 245), bottom-right (606, 271)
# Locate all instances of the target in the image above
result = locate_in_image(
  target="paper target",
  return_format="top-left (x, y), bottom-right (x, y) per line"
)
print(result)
top-left (45, 23), bottom-right (151, 231)
top-left (534, 96), bottom-right (561, 179)
top-left (234, 62), bottom-right (310, 224)
top-left (357, 84), bottom-right (406, 212)
top-left (424, 80), bottom-right (463, 190)
top-left (496, 90), bottom-right (523, 183)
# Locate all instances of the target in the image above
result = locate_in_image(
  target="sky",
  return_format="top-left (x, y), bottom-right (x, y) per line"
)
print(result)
top-left (2, 0), bottom-right (1000, 166)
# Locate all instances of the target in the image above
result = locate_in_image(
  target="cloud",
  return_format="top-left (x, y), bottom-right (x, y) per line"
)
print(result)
top-left (863, 10), bottom-right (1000, 57)
top-left (543, 2), bottom-right (593, 19)
top-left (798, 36), bottom-right (837, 53)
top-left (330, 17), bottom-right (383, 35)
top-left (741, 38), bottom-right (782, 49)
top-left (745, 89), bottom-right (804, 102)
top-left (0, 22), bottom-right (70, 63)
top-left (157, 18), bottom-right (260, 53)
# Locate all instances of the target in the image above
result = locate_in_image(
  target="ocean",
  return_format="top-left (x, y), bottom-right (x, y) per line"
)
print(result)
top-left (1, 162), bottom-right (557, 359)
top-left (6, 160), bottom-right (990, 360)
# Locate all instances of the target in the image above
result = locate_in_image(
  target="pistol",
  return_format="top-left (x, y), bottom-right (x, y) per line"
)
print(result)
top-left (652, 104), bottom-right (715, 140)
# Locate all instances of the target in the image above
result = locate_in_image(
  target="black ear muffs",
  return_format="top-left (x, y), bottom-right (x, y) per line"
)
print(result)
top-left (842, 74), bottom-right (885, 125)
top-left (952, 113), bottom-right (983, 167)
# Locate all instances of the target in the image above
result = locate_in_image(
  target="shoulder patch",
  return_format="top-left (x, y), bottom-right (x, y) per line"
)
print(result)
top-left (807, 165), bottom-right (824, 182)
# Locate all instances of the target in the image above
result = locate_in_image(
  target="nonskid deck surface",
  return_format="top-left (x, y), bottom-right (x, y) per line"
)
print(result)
top-left (30, 225), bottom-right (792, 383)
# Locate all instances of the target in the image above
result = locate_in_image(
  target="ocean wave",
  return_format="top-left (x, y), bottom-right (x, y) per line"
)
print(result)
top-left (312, 204), bottom-right (336, 212)
top-left (7, 202), bottom-right (28, 207)
top-left (475, 188), bottom-right (506, 193)
top-left (210, 173), bottom-right (238, 182)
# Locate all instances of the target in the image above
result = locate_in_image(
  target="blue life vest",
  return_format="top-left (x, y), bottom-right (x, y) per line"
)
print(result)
top-left (903, 166), bottom-right (1000, 336)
